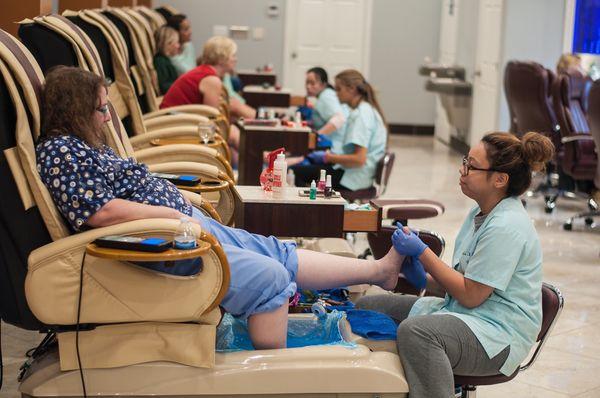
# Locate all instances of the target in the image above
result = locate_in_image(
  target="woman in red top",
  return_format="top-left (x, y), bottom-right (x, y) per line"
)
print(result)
top-left (161, 36), bottom-right (255, 155)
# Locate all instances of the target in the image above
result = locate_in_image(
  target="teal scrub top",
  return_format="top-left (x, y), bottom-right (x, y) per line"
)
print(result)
top-left (223, 73), bottom-right (246, 104)
top-left (169, 42), bottom-right (196, 75)
top-left (409, 197), bottom-right (543, 376)
top-left (313, 87), bottom-right (348, 154)
top-left (336, 101), bottom-right (386, 191)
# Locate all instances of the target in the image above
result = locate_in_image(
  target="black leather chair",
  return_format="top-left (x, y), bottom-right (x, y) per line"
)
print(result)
top-left (552, 68), bottom-right (599, 230)
top-left (454, 283), bottom-right (564, 397)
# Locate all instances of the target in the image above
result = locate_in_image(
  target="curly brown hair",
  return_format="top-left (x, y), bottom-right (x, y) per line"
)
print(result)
top-left (41, 66), bottom-right (108, 148)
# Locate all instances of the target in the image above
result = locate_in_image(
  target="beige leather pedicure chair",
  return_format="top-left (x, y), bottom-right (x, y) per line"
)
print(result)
top-left (0, 26), bottom-right (409, 398)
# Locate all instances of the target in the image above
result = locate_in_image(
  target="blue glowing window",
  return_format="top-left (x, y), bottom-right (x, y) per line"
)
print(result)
top-left (573, 0), bottom-right (600, 54)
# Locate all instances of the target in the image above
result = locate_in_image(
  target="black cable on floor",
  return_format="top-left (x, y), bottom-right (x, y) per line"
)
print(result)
top-left (76, 251), bottom-right (87, 398)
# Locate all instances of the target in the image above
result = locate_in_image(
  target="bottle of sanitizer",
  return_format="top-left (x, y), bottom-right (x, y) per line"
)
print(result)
top-left (272, 152), bottom-right (287, 197)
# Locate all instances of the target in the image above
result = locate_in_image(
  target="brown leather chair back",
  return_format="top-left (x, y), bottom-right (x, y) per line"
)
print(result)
top-left (587, 80), bottom-right (600, 188)
top-left (552, 69), bottom-right (597, 180)
top-left (503, 61), bottom-right (560, 140)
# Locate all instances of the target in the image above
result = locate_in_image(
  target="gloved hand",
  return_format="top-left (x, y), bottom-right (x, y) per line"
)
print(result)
top-left (307, 150), bottom-right (327, 164)
top-left (316, 134), bottom-right (332, 149)
top-left (401, 256), bottom-right (427, 291)
top-left (391, 223), bottom-right (428, 257)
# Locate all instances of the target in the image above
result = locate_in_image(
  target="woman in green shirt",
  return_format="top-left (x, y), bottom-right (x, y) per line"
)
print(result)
top-left (153, 26), bottom-right (180, 95)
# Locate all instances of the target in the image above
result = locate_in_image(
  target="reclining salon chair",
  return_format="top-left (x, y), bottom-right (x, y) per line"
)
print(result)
top-left (60, 9), bottom-right (232, 161)
top-left (551, 68), bottom-right (599, 230)
top-left (0, 27), bottom-right (411, 397)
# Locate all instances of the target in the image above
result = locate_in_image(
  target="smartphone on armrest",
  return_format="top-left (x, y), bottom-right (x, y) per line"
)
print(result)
top-left (94, 235), bottom-right (172, 252)
top-left (150, 172), bottom-right (201, 186)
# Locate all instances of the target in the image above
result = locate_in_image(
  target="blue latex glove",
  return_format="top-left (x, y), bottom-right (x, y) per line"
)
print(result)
top-left (307, 150), bottom-right (327, 165)
top-left (391, 223), bottom-right (428, 257)
top-left (401, 256), bottom-right (427, 291)
top-left (316, 134), bottom-right (332, 149)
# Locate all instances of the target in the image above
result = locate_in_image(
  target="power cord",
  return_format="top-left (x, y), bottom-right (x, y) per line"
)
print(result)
top-left (76, 251), bottom-right (87, 398)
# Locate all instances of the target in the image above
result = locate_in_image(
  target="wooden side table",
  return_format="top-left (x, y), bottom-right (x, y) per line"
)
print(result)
top-left (233, 186), bottom-right (381, 237)
top-left (242, 85), bottom-right (291, 108)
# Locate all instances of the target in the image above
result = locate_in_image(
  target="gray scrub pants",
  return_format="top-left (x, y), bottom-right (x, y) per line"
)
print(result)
top-left (355, 294), bottom-right (510, 398)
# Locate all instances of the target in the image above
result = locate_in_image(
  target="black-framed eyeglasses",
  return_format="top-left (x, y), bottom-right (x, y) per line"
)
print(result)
top-left (461, 156), bottom-right (501, 176)
top-left (96, 104), bottom-right (110, 116)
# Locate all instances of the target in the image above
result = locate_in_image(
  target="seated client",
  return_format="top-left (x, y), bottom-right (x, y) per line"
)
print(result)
top-left (37, 66), bottom-right (405, 350)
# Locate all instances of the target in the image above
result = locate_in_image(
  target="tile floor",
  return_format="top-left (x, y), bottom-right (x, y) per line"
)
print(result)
top-left (1, 135), bottom-right (599, 397)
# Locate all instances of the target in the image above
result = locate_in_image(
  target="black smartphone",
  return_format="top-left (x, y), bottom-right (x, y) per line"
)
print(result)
top-left (94, 235), bottom-right (172, 252)
top-left (150, 172), bottom-right (201, 186)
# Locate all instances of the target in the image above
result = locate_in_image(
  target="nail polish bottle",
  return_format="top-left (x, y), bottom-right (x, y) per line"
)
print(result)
top-left (309, 180), bottom-right (317, 200)
top-left (324, 175), bottom-right (332, 198)
top-left (317, 169), bottom-right (326, 192)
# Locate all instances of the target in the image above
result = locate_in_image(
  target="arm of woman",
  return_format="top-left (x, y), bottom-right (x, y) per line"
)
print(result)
top-left (198, 75), bottom-right (223, 108)
top-left (419, 249), bottom-right (494, 308)
top-left (229, 97), bottom-right (257, 119)
top-left (317, 112), bottom-right (346, 135)
top-left (86, 198), bottom-right (189, 228)
top-left (325, 145), bottom-right (367, 168)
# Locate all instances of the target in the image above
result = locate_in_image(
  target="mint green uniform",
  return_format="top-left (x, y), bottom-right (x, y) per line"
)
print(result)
top-left (336, 101), bottom-right (386, 191)
top-left (409, 197), bottom-right (543, 375)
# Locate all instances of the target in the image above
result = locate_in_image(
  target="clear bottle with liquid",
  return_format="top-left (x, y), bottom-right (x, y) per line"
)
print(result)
top-left (174, 217), bottom-right (198, 250)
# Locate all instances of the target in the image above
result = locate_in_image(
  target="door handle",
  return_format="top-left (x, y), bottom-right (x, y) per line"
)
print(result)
top-left (291, 52), bottom-right (298, 59)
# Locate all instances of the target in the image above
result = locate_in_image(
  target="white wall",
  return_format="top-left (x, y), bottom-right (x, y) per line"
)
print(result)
top-left (155, 0), bottom-right (287, 76)
top-left (369, 0), bottom-right (441, 126)
top-left (155, 0), bottom-right (442, 126)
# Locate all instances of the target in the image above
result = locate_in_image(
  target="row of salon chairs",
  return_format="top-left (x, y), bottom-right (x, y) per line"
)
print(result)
top-left (504, 61), bottom-right (599, 230)
top-left (0, 6), bottom-right (563, 398)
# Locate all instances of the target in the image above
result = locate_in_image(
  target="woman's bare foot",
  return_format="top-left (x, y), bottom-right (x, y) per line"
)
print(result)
top-left (374, 247), bottom-right (404, 290)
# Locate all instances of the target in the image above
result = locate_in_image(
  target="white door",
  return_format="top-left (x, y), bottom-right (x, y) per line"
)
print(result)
top-left (283, 0), bottom-right (372, 94)
top-left (469, 0), bottom-right (504, 147)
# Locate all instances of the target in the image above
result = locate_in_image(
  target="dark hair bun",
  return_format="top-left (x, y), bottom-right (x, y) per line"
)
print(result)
top-left (520, 132), bottom-right (555, 172)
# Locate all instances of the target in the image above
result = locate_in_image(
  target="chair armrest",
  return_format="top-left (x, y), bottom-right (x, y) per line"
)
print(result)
top-left (26, 219), bottom-right (230, 326)
top-left (129, 125), bottom-right (232, 161)
top-left (561, 133), bottom-right (595, 144)
top-left (129, 127), bottom-right (198, 149)
top-left (149, 161), bottom-right (235, 225)
top-left (142, 104), bottom-right (221, 120)
top-left (143, 113), bottom-right (210, 132)
top-left (178, 189), bottom-right (223, 223)
top-left (135, 144), bottom-right (234, 179)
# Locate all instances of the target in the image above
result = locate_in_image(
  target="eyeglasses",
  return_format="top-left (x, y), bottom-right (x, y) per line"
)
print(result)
top-left (96, 104), bottom-right (110, 116)
top-left (461, 156), bottom-right (501, 176)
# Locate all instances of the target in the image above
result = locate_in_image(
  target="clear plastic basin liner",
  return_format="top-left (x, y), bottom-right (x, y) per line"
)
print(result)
top-left (217, 310), bottom-right (356, 352)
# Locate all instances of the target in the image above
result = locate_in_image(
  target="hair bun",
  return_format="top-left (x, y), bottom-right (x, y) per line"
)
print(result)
top-left (520, 132), bottom-right (555, 172)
